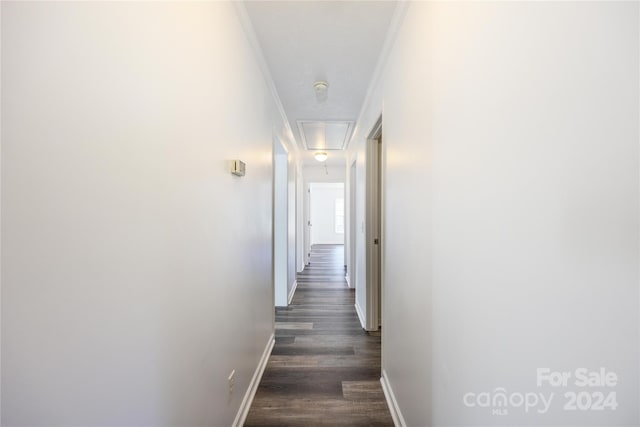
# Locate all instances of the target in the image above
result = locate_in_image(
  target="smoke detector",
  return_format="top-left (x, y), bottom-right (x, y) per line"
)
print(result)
top-left (314, 81), bottom-right (329, 103)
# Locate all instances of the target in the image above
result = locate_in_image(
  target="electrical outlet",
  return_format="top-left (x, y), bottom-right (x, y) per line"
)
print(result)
top-left (228, 369), bottom-right (235, 395)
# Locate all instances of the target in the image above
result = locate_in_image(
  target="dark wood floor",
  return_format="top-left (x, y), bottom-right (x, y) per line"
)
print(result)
top-left (244, 244), bottom-right (393, 427)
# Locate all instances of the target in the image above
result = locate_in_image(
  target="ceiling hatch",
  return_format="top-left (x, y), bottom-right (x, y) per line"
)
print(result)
top-left (297, 121), bottom-right (355, 151)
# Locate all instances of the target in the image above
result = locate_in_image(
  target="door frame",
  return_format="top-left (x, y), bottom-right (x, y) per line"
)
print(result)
top-left (304, 183), bottom-right (311, 264)
top-left (348, 159), bottom-right (357, 288)
top-left (273, 138), bottom-right (289, 307)
top-left (308, 182), bottom-right (345, 247)
top-left (365, 116), bottom-right (383, 331)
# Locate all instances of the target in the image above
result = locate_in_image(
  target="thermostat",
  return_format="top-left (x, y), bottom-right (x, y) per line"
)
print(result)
top-left (231, 160), bottom-right (246, 177)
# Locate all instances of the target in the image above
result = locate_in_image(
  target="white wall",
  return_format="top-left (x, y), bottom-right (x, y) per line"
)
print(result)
top-left (1, 2), bottom-right (284, 425)
top-left (303, 165), bottom-right (346, 183)
top-left (350, 2), bottom-right (639, 425)
top-left (310, 183), bottom-right (344, 245)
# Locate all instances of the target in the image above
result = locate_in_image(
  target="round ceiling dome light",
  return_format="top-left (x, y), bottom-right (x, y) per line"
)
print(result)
top-left (314, 152), bottom-right (328, 162)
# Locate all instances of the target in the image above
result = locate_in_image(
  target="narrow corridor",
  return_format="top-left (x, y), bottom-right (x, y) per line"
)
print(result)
top-left (244, 245), bottom-right (393, 426)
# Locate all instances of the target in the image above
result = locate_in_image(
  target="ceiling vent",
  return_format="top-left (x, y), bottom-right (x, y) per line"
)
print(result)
top-left (297, 120), bottom-right (354, 151)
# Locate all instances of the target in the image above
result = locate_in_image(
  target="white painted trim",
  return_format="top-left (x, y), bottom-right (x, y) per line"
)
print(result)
top-left (364, 118), bottom-right (383, 332)
top-left (354, 302), bottom-right (366, 330)
top-left (297, 120), bottom-right (355, 151)
top-left (347, 1), bottom-right (409, 150)
top-left (232, 2), bottom-right (298, 155)
top-left (345, 274), bottom-right (351, 288)
top-left (232, 333), bottom-right (275, 427)
top-left (273, 150), bottom-right (289, 308)
top-left (288, 280), bottom-right (298, 305)
top-left (380, 369), bottom-right (407, 427)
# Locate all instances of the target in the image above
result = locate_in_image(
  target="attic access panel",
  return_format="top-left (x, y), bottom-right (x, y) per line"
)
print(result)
top-left (297, 120), bottom-right (355, 151)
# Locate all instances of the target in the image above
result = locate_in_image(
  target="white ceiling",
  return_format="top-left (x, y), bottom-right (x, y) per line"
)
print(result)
top-left (244, 0), bottom-right (397, 166)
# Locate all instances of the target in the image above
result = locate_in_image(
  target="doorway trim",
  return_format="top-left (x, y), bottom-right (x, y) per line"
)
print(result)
top-left (365, 116), bottom-right (383, 331)
top-left (308, 182), bottom-right (345, 246)
top-left (348, 159), bottom-right (357, 288)
top-left (273, 138), bottom-right (289, 308)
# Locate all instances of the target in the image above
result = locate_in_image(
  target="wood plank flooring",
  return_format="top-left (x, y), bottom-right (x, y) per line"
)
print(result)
top-left (244, 244), bottom-right (393, 427)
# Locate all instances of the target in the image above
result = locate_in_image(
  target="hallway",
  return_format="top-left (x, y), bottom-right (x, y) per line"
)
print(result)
top-left (245, 245), bottom-right (393, 426)
top-left (2, 2), bottom-right (638, 426)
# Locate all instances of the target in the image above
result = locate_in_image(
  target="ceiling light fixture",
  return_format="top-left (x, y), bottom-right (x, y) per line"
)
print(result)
top-left (314, 81), bottom-right (329, 103)
top-left (314, 152), bottom-right (328, 162)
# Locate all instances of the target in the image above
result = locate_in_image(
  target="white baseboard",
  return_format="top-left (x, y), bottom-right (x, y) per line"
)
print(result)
top-left (288, 280), bottom-right (298, 305)
top-left (232, 333), bottom-right (275, 427)
top-left (354, 302), bottom-right (366, 329)
top-left (381, 369), bottom-right (407, 427)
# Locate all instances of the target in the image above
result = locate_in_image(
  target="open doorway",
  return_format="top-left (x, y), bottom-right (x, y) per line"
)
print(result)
top-left (348, 160), bottom-right (357, 288)
top-left (273, 139), bottom-right (289, 307)
top-left (309, 182), bottom-right (345, 246)
top-left (365, 117), bottom-right (382, 331)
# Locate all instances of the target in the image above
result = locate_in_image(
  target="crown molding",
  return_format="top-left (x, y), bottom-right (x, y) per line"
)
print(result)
top-left (347, 1), bottom-right (409, 151)
top-left (233, 2), bottom-right (299, 156)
